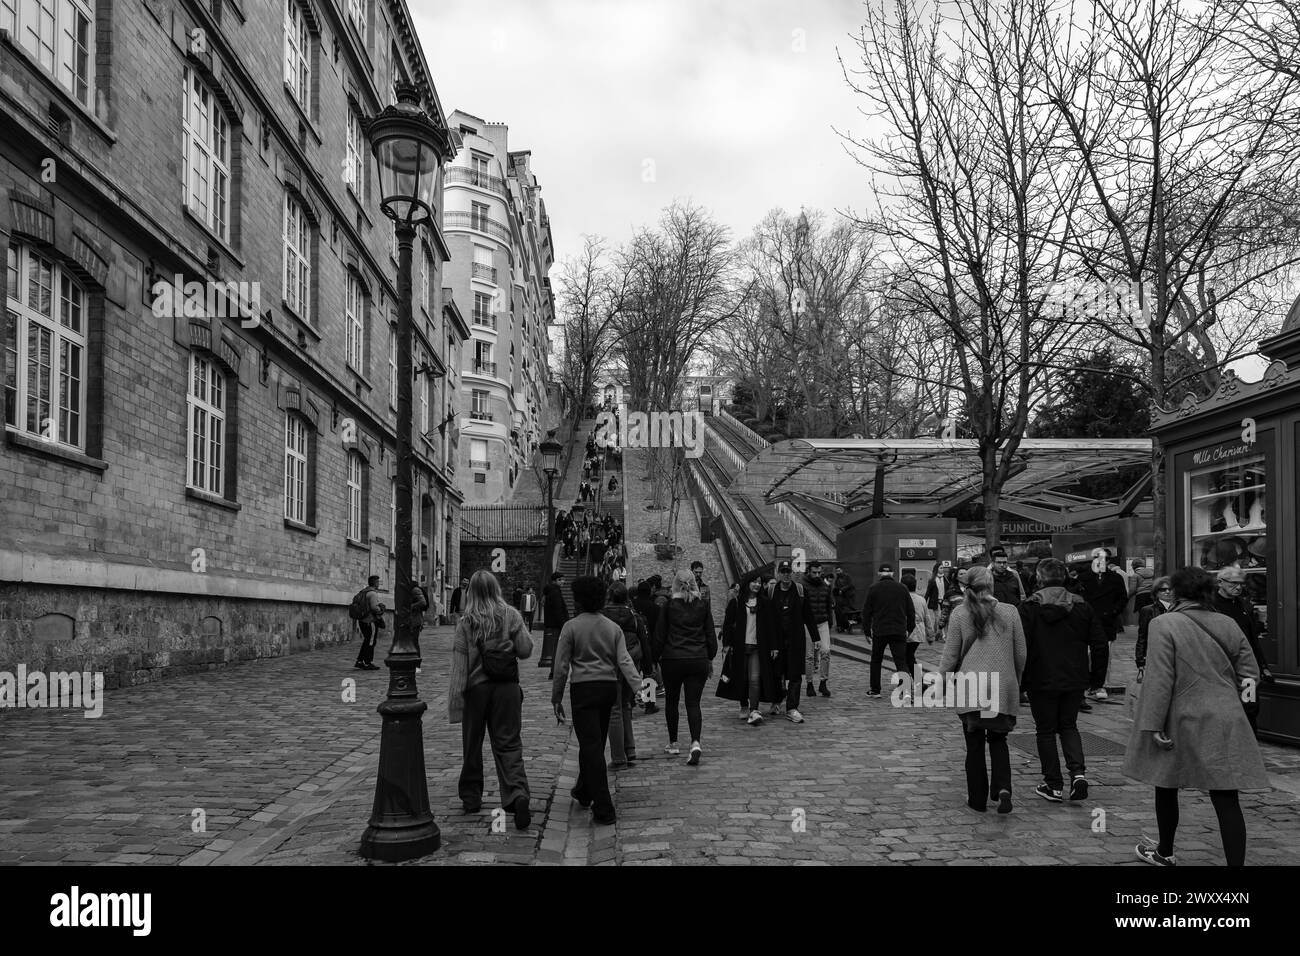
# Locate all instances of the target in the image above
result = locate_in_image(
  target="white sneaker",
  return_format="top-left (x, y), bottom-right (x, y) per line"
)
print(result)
top-left (664, 742), bottom-right (680, 755)
top-left (1093, 687), bottom-right (1109, 700)
top-left (740, 710), bottom-right (751, 721)
top-left (747, 710), bottom-right (764, 726)
top-left (786, 709), bottom-right (805, 723)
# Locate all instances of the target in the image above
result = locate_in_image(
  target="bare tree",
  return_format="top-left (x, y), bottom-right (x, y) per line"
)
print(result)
top-left (556, 236), bottom-right (625, 429)
top-left (843, 0), bottom-right (1088, 547)
top-left (1044, 0), bottom-right (1300, 570)
top-left (611, 201), bottom-right (744, 508)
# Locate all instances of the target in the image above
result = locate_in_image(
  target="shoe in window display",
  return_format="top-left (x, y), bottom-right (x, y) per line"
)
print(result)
top-left (1242, 491), bottom-right (1266, 531)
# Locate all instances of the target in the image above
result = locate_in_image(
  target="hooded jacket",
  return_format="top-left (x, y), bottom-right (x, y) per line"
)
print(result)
top-left (1018, 586), bottom-right (1107, 693)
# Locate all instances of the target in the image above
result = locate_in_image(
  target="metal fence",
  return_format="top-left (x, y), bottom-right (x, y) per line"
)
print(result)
top-left (461, 505), bottom-right (548, 542)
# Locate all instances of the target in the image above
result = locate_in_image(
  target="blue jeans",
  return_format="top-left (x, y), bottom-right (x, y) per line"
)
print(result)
top-left (608, 678), bottom-right (637, 764)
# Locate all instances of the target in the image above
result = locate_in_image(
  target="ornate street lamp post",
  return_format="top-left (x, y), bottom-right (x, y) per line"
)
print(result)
top-left (359, 83), bottom-right (453, 862)
top-left (537, 431), bottom-right (561, 662)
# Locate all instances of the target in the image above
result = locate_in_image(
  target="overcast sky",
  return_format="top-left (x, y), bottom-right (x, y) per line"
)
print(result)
top-left (417, 0), bottom-right (873, 270)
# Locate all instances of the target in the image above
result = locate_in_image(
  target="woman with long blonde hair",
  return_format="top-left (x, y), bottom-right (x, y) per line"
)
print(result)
top-left (939, 564), bottom-right (1026, 814)
top-left (652, 568), bottom-right (718, 764)
top-left (449, 569), bottom-right (534, 829)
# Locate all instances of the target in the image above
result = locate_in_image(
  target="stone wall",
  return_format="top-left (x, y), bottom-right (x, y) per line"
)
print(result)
top-left (0, 583), bottom-right (355, 690)
top-left (458, 543), bottom-right (548, 599)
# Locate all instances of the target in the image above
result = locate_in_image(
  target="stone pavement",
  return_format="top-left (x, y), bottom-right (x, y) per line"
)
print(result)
top-left (2, 624), bottom-right (1299, 865)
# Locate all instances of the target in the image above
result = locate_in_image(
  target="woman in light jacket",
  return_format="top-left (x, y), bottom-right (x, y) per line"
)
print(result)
top-left (1123, 566), bottom-right (1268, 867)
top-left (448, 570), bottom-right (534, 830)
top-left (939, 566), bottom-right (1026, 814)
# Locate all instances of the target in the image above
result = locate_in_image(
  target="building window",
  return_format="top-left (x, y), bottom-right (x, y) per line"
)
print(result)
top-left (186, 353), bottom-right (226, 495)
top-left (471, 388), bottom-right (489, 420)
top-left (346, 0), bottom-right (366, 43)
top-left (419, 348), bottom-right (429, 433)
top-left (4, 244), bottom-right (88, 449)
top-left (182, 67), bottom-right (231, 242)
top-left (5, 0), bottom-right (92, 107)
top-left (345, 272), bottom-right (364, 372)
top-left (472, 156), bottom-right (490, 185)
top-left (345, 103), bottom-right (365, 196)
top-left (346, 451), bottom-right (364, 542)
top-left (284, 0), bottom-right (312, 111)
top-left (388, 322), bottom-right (397, 409)
top-left (470, 438), bottom-right (488, 470)
top-left (284, 413), bottom-right (310, 523)
top-left (470, 201), bottom-right (489, 232)
top-left (421, 245), bottom-right (431, 313)
top-left (283, 193), bottom-right (312, 322)
top-left (474, 340), bottom-right (493, 374)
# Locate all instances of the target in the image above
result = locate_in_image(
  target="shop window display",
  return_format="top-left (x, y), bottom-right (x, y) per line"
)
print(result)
top-left (1188, 453), bottom-right (1268, 610)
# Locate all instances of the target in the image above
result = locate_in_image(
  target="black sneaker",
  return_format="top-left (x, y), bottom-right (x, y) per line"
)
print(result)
top-left (1035, 783), bottom-right (1063, 802)
top-left (513, 797), bottom-right (531, 830)
top-left (996, 789), bottom-right (1013, 814)
top-left (819, 680), bottom-right (831, 698)
top-left (1078, 700), bottom-right (1093, 712)
top-left (1069, 776), bottom-right (1089, 801)
top-left (354, 661), bottom-right (366, 669)
top-left (570, 787), bottom-right (591, 809)
top-left (807, 681), bottom-right (816, 698)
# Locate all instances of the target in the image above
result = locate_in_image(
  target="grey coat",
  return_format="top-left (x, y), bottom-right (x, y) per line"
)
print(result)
top-left (1122, 602), bottom-right (1269, 791)
top-left (938, 601), bottom-right (1026, 718)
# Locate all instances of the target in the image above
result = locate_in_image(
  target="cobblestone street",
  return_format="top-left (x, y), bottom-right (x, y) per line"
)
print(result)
top-left (3, 625), bottom-right (1298, 866)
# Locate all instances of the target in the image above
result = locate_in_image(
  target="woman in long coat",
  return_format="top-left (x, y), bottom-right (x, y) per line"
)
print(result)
top-left (718, 574), bottom-right (784, 723)
top-left (1123, 566), bottom-right (1269, 867)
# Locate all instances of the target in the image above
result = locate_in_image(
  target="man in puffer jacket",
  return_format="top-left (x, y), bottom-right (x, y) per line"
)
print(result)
top-left (801, 562), bottom-right (836, 699)
top-left (1018, 558), bottom-right (1108, 803)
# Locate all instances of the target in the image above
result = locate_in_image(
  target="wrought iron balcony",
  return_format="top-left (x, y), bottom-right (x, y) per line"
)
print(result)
top-left (445, 166), bottom-right (507, 195)
top-left (444, 211), bottom-right (511, 243)
top-left (474, 361), bottom-right (497, 376)
top-left (470, 409), bottom-right (494, 422)
top-left (472, 262), bottom-right (498, 283)
top-left (472, 311), bottom-right (497, 329)
top-left (469, 459), bottom-right (490, 470)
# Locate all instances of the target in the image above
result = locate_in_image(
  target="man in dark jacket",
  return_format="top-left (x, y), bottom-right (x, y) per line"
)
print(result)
top-left (1213, 567), bottom-right (1273, 732)
top-left (602, 583), bottom-right (649, 769)
top-left (1019, 558), bottom-right (1107, 802)
top-left (765, 561), bottom-right (819, 723)
top-left (802, 561), bottom-right (836, 698)
top-left (861, 563), bottom-right (915, 698)
top-left (449, 578), bottom-right (467, 625)
top-left (989, 548), bottom-right (1025, 607)
top-left (1083, 553), bottom-right (1129, 700)
top-left (540, 572), bottom-right (569, 675)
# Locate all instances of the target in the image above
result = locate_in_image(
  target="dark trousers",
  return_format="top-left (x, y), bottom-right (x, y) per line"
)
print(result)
top-left (870, 634), bottom-right (910, 693)
top-left (661, 658), bottom-right (709, 743)
top-left (522, 609), bottom-right (535, 629)
top-left (459, 681), bottom-right (529, 810)
top-left (608, 678), bottom-right (636, 764)
top-left (1090, 618), bottom-right (1117, 689)
top-left (1155, 787), bottom-right (1246, 866)
top-left (571, 681), bottom-right (618, 818)
top-left (1029, 690), bottom-right (1085, 789)
top-left (904, 641), bottom-right (919, 675)
top-left (539, 628), bottom-right (560, 667)
top-left (961, 716), bottom-right (1011, 809)
top-left (745, 645), bottom-right (762, 711)
top-left (356, 622), bottom-right (377, 664)
top-left (785, 672), bottom-right (802, 710)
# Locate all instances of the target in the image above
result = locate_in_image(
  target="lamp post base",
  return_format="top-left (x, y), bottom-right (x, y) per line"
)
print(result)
top-left (358, 691), bottom-right (441, 862)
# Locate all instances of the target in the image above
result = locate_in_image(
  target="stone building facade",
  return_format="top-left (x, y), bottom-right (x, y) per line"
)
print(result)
top-left (443, 109), bottom-right (554, 504)
top-left (0, 0), bottom-right (464, 685)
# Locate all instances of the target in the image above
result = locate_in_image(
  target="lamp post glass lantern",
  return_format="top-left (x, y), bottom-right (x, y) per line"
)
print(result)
top-left (359, 83), bottom-right (451, 863)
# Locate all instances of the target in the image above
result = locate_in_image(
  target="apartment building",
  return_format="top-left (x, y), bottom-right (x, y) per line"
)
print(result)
top-left (443, 110), bottom-right (554, 504)
top-left (0, 0), bottom-right (466, 685)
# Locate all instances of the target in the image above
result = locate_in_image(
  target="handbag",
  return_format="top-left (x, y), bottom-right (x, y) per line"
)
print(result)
top-left (1174, 610), bottom-right (1257, 712)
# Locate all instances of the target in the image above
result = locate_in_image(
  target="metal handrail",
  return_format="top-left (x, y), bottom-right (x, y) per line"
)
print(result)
top-left (444, 211), bottom-right (512, 243)
top-left (445, 166), bottom-right (507, 195)
top-left (472, 262), bottom-right (498, 283)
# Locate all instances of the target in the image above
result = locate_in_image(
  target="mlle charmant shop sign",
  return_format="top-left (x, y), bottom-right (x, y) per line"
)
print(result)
top-left (1191, 439), bottom-right (1254, 467)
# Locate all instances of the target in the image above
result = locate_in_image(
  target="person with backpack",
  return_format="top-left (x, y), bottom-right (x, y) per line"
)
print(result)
top-left (351, 575), bottom-right (386, 671)
top-left (601, 582), bottom-right (648, 770)
top-left (764, 560), bottom-right (818, 723)
top-left (989, 548), bottom-right (1026, 608)
top-left (552, 576), bottom-right (649, 824)
top-left (1018, 558), bottom-right (1107, 803)
top-left (449, 578), bottom-right (467, 626)
top-left (633, 578), bottom-right (663, 714)
top-left (448, 569), bottom-right (534, 830)
top-left (540, 571), bottom-right (569, 675)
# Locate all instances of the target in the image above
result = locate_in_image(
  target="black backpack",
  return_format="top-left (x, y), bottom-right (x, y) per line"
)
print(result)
top-left (475, 629), bottom-right (519, 683)
top-left (349, 587), bottom-right (374, 621)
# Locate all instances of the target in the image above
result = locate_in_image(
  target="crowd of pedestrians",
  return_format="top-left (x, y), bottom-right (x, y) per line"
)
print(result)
top-left (376, 531), bottom-right (1273, 865)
